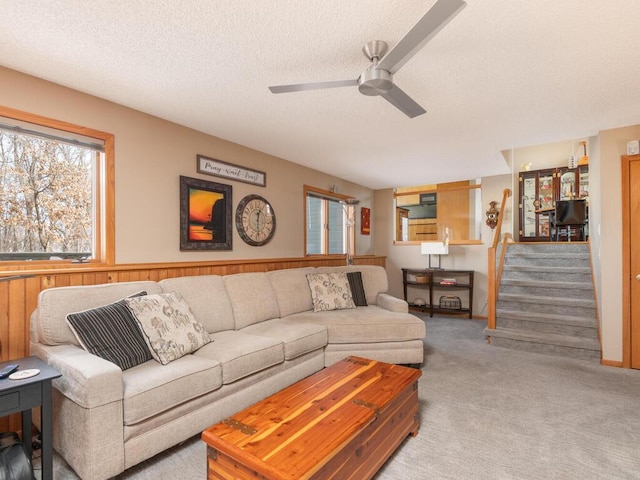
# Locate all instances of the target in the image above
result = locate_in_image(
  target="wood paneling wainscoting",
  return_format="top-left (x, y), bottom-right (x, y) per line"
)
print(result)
top-left (0, 255), bottom-right (384, 432)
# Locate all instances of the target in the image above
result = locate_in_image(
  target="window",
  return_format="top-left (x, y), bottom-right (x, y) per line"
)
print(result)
top-left (304, 186), bottom-right (353, 256)
top-left (0, 106), bottom-right (114, 266)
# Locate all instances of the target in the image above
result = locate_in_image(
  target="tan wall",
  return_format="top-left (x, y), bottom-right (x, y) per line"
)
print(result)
top-left (599, 125), bottom-right (640, 363)
top-left (0, 67), bottom-right (373, 264)
top-left (506, 139), bottom-right (581, 172)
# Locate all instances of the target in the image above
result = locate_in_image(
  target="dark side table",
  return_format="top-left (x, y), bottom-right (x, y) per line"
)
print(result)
top-left (0, 356), bottom-right (60, 480)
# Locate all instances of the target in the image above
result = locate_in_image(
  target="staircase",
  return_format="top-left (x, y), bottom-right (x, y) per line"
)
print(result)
top-left (484, 242), bottom-right (600, 361)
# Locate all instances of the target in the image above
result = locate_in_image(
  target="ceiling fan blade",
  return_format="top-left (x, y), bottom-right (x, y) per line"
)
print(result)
top-left (380, 84), bottom-right (426, 118)
top-left (269, 79), bottom-right (357, 94)
top-left (377, 0), bottom-right (466, 74)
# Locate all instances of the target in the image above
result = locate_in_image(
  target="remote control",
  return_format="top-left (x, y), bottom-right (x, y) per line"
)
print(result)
top-left (0, 364), bottom-right (19, 379)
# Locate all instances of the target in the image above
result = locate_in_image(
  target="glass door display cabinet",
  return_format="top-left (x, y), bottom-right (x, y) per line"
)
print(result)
top-left (558, 165), bottom-right (589, 200)
top-left (519, 169), bottom-right (555, 241)
top-left (518, 166), bottom-right (589, 241)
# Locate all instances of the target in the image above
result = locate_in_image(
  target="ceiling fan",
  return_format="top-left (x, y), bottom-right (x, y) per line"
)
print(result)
top-left (268, 0), bottom-right (466, 118)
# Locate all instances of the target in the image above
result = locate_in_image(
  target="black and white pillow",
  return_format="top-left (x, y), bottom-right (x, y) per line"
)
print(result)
top-left (66, 293), bottom-right (152, 370)
top-left (306, 272), bottom-right (356, 312)
top-left (124, 292), bottom-right (211, 365)
top-left (347, 271), bottom-right (368, 307)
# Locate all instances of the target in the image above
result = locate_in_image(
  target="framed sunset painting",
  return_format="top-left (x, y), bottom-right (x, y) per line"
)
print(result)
top-left (180, 176), bottom-right (232, 250)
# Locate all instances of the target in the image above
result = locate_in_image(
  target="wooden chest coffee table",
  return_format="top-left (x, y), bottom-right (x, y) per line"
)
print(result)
top-left (202, 356), bottom-right (421, 480)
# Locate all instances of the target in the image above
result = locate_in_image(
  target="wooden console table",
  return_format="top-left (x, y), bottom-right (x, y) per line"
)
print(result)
top-left (402, 268), bottom-right (474, 319)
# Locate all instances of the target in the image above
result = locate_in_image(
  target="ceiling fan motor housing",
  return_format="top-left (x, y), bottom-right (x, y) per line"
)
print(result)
top-left (358, 40), bottom-right (393, 96)
top-left (358, 69), bottom-right (393, 96)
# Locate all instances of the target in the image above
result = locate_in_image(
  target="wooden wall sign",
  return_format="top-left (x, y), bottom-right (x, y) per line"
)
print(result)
top-left (197, 155), bottom-right (266, 187)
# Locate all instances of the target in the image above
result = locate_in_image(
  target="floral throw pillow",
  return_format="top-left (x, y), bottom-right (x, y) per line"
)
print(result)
top-left (306, 272), bottom-right (356, 313)
top-left (125, 291), bottom-right (211, 365)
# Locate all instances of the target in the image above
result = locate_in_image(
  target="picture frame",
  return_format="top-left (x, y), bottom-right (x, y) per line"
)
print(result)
top-left (180, 175), bottom-right (232, 251)
top-left (361, 207), bottom-right (371, 235)
top-left (197, 154), bottom-right (266, 187)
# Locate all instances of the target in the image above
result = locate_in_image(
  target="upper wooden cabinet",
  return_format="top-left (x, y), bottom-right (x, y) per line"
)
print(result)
top-left (518, 166), bottom-right (588, 241)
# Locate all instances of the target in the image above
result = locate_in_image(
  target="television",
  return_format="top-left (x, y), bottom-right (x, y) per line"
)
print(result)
top-left (555, 199), bottom-right (586, 224)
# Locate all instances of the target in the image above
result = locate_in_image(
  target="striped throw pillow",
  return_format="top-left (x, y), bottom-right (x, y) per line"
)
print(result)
top-left (66, 295), bottom-right (152, 370)
top-left (347, 271), bottom-right (368, 307)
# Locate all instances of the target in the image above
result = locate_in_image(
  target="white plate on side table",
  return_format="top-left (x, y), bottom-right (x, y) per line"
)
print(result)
top-left (9, 369), bottom-right (40, 380)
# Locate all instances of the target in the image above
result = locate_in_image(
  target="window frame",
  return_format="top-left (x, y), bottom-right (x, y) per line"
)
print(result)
top-left (393, 181), bottom-right (483, 245)
top-left (303, 185), bottom-right (355, 258)
top-left (0, 105), bottom-right (115, 269)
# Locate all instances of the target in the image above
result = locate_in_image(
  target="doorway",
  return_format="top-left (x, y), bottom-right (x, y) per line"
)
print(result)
top-left (622, 154), bottom-right (640, 368)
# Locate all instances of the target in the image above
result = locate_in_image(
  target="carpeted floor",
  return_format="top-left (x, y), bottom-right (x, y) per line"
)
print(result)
top-left (43, 315), bottom-right (640, 479)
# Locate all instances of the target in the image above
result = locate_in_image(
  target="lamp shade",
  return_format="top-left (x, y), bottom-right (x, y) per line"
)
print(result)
top-left (421, 242), bottom-right (449, 255)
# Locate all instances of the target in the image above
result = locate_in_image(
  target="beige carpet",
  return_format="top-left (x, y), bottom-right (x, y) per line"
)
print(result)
top-left (42, 315), bottom-right (640, 479)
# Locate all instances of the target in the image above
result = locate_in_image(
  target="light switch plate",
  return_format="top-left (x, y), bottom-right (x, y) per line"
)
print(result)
top-left (627, 140), bottom-right (639, 155)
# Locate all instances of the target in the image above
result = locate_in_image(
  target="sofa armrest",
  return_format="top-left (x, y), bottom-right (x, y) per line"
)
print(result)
top-left (33, 344), bottom-right (124, 409)
top-left (376, 293), bottom-right (409, 313)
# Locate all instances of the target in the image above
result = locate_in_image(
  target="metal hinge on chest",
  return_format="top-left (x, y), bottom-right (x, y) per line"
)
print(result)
top-left (352, 398), bottom-right (380, 420)
top-left (222, 418), bottom-right (257, 435)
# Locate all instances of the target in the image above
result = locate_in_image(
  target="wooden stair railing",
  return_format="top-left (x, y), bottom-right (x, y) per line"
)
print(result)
top-left (487, 188), bottom-right (512, 331)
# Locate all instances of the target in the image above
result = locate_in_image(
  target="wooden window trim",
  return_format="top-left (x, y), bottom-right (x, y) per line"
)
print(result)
top-left (393, 183), bottom-right (481, 198)
top-left (0, 105), bottom-right (115, 271)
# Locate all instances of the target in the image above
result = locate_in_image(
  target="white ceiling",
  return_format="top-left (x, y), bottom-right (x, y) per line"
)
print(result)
top-left (2, 0), bottom-right (640, 189)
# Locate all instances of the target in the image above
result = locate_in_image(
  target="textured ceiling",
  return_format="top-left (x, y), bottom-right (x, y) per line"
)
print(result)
top-left (2, 0), bottom-right (640, 189)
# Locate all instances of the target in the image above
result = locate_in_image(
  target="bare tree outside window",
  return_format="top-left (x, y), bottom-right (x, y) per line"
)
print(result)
top-left (0, 131), bottom-right (95, 261)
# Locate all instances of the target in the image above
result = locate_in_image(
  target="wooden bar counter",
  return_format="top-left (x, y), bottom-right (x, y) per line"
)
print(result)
top-left (202, 356), bottom-right (422, 480)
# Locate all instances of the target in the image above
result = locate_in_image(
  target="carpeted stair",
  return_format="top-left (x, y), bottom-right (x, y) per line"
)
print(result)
top-left (484, 242), bottom-right (600, 361)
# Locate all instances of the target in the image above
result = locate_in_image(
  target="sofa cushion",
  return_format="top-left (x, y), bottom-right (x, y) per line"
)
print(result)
top-left (241, 318), bottom-right (327, 360)
top-left (66, 297), bottom-right (152, 370)
top-left (347, 271), bottom-right (368, 307)
top-left (306, 272), bottom-right (356, 312)
top-left (289, 306), bottom-right (426, 344)
top-left (193, 330), bottom-right (284, 384)
top-left (34, 281), bottom-right (162, 346)
top-left (122, 354), bottom-right (222, 425)
top-left (266, 267), bottom-right (316, 317)
top-left (316, 266), bottom-right (388, 306)
top-left (159, 275), bottom-right (235, 333)
top-left (125, 292), bottom-right (211, 365)
top-left (223, 272), bottom-right (280, 329)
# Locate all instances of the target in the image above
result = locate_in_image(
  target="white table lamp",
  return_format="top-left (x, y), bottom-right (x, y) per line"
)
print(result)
top-left (421, 241), bottom-right (449, 269)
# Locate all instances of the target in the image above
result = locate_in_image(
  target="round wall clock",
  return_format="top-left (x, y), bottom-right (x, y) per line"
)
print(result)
top-left (235, 194), bottom-right (276, 246)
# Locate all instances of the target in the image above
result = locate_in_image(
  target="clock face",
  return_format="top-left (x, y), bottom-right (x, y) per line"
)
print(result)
top-left (235, 194), bottom-right (276, 246)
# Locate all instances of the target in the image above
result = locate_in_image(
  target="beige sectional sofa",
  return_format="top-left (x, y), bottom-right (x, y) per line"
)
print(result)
top-left (29, 265), bottom-right (425, 480)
